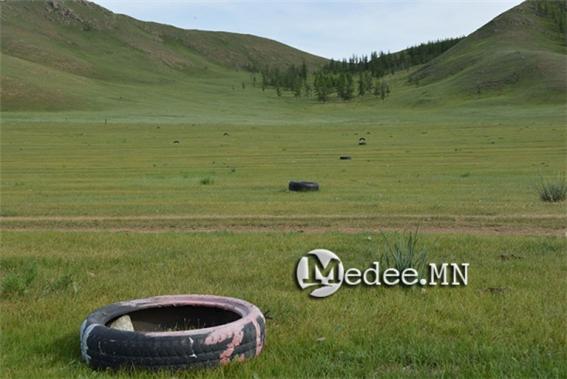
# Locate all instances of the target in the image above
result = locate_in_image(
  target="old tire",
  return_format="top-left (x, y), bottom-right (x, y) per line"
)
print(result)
top-left (80, 295), bottom-right (265, 371)
top-left (288, 181), bottom-right (319, 192)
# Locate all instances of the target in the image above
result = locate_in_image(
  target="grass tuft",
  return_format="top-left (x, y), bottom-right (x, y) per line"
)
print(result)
top-left (380, 229), bottom-right (427, 274)
top-left (1, 262), bottom-right (38, 297)
top-left (200, 176), bottom-right (215, 185)
top-left (537, 175), bottom-right (567, 202)
top-left (44, 273), bottom-right (74, 294)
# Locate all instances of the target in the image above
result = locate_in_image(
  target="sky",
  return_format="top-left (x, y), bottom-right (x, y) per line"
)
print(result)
top-left (91, 0), bottom-right (523, 59)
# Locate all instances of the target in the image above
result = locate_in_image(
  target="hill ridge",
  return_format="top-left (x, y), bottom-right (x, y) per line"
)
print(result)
top-left (0, 0), bottom-right (565, 113)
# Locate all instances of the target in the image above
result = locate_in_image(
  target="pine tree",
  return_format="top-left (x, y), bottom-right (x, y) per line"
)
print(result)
top-left (303, 81), bottom-right (312, 97)
top-left (300, 61), bottom-right (308, 80)
top-left (379, 80), bottom-right (388, 100)
top-left (337, 73), bottom-right (346, 99)
top-left (293, 79), bottom-right (302, 97)
top-left (358, 72), bottom-right (365, 96)
top-left (364, 72), bottom-right (373, 93)
top-left (344, 72), bottom-right (354, 100)
top-left (373, 79), bottom-right (380, 96)
top-left (314, 72), bottom-right (330, 102)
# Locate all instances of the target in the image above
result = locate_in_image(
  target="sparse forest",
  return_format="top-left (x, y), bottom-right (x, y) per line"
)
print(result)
top-left (531, 0), bottom-right (566, 34)
top-left (255, 37), bottom-right (463, 102)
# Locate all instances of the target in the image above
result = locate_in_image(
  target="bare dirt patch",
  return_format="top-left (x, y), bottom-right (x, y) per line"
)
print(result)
top-left (1, 214), bottom-right (565, 236)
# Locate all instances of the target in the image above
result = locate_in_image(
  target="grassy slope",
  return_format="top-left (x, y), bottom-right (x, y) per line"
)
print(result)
top-left (1, 0), bottom-right (566, 117)
top-left (0, 0), bottom-right (325, 112)
top-left (408, 0), bottom-right (567, 104)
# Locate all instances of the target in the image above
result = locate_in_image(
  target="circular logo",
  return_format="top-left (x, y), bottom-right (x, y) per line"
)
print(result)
top-left (296, 249), bottom-right (344, 298)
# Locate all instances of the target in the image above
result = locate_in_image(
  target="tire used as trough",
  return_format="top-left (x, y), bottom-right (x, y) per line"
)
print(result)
top-left (288, 181), bottom-right (319, 192)
top-left (80, 295), bottom-right (265, 371)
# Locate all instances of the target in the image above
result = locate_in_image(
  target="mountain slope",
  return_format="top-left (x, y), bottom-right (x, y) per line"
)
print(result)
top-left (407, 0), bottom-right (566, 103)
top-left (0, 0), bottom-right (565, 115)
top-left (0, 0), bottom-right (326, 111)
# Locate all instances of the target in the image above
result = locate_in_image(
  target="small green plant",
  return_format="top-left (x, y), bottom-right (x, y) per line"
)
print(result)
top-left (44, 273), bottom-right (74, 294)
top-left (0, 209), bottom-right (18, 217)
top-left (537, 175), bottom-right (566, 202)
top-left (1, 262), bottom-right (38, 297)
top-left (200, 176), bottom-right (214, 185)
top-left (381, 229), bottom-right (427, 274)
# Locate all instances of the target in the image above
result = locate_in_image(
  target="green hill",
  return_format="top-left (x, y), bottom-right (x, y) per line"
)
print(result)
top-left (0, 0), bottom-right (325, 111)
top-left (0, 0), bottom-right (565, 116)
top-left (407, 0), bottom-right (566, 104)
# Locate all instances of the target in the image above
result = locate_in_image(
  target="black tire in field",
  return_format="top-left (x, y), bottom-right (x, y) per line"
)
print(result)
top-left (288, 181), bottom-right (319, 192)
top-left (80, 295), bottom-right (266, 371)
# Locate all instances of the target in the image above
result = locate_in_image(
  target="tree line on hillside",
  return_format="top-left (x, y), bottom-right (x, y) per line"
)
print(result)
top-left (257, 65), bottom-right (390, 102)
top-left (322, 37), bottom-right (463, 77)
top-left (259, 62), bottom-right (309, 96)
top-left (252, 37), bottom-right (463, 102)
top-left (312, 71), bottom-right (391, 102)
top-left (531, 0), bottom-right (566, 34)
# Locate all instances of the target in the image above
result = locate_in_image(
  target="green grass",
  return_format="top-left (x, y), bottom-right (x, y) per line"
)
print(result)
top-left (2, 0), bottom-right (565, 115)
top-left (1, 231), bottom-right (566, 378)
top-left (0, 0), bottom-right (324, 113)
top-left (1, 1), bottom-right (566, 377)
top-left (1, 110), bottom-right (565, 223)
top-left (381, 229), bottom-right (428, 274)
top-left (538, 174), bottom-right (567, 202)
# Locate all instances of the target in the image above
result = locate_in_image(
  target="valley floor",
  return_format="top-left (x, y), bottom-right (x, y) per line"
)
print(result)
top-left (1, 106), bottom-right (566, 377)
top-left (2, 231), bottom-right (566, 378)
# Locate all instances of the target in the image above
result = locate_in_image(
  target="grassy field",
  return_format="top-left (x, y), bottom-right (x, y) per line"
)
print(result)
top-left (1, 107), bottom-right (565, 230)
top-left (2, 231), bottom-right (566, 378)
top-left (1, 105), bottom-right (566, 378)
top-left (1, 1), bottom-right (567, 377)
top-left (2, 57), bottom-right (567, 379)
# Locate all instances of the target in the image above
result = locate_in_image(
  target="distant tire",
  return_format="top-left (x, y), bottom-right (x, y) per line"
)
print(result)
top-left (80, 295), bottom-right (266, 371)
top-left (288, 181), bottom-right (319, 192)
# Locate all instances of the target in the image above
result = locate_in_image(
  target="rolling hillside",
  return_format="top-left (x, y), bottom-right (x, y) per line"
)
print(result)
top-left (408, 0), bottom-right (566, 103)
top-left (0, 0), bottom-right (325, 111)
top-left (0, 0), bottom-right (565, 115)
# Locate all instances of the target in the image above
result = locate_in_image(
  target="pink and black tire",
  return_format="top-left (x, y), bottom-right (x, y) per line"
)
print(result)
top-left (79, 295), bottom-right (266, 370)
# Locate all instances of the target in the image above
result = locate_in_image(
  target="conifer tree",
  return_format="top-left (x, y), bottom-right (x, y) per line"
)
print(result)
top-left (379, 80), bottom-right (388, 100)
top-left (344, 72), bottom-right (354, 100)
top-left (337, 73), bottom-right (346, 99)
top-left (303, 81), bottom-right (312, 97)
top-left (300, 61), bottom-right (308, 80)
top-left (314, 72), bottom-right (330, 102)
top-left (373, 79), bottom-right (380, 96)
top-left (358, 72), bottom-right (365, 96)
top-left (293, 79), bottom-right (302, 97)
